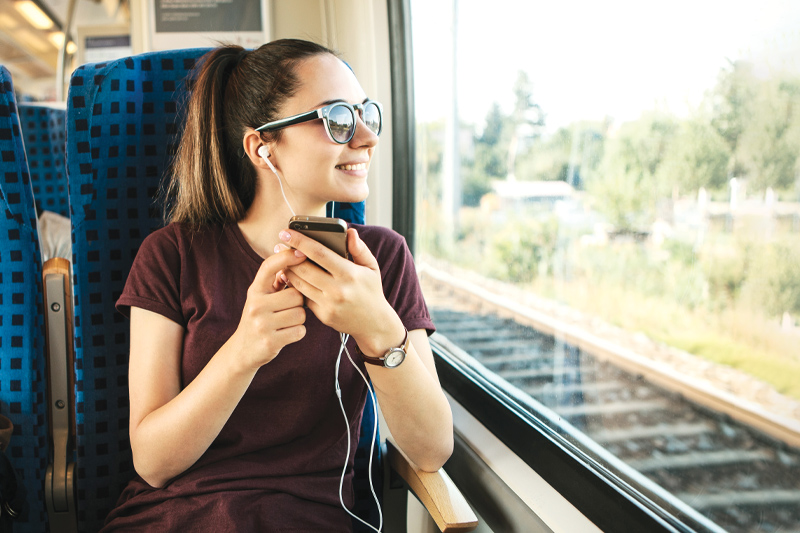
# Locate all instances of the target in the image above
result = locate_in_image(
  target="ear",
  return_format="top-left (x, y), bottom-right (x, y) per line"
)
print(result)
top-left (242, 129), bottom-right (278, 171)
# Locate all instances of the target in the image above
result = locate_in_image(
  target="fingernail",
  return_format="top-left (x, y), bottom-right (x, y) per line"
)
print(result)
top-left (294, 250), bottom-right (306, 258)
top-left (280, 273), bottom-right (288, 283)
top-left (274, 244), bottom-right (282, 254)
top-left (279, 231), bottom-right (291, 242)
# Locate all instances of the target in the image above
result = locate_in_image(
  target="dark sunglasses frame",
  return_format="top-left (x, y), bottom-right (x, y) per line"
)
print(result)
top-left (255, 99), bottom-right (383, 144)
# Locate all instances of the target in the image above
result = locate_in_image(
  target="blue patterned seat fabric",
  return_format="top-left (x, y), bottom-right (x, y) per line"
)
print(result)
top-left (19, 104), bottom-right (68, 218)
top-left (66, 49), bottom-right (373, 532)
top-left (0, 65), bottom-right (49, 533)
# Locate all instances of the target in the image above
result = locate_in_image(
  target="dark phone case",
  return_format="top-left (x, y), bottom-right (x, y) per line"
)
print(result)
top-left (289, 220), bottom-right (348, 259)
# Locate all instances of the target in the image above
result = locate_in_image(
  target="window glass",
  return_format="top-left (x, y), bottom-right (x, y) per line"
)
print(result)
top-left (411, 2), bottom-right (800, 532)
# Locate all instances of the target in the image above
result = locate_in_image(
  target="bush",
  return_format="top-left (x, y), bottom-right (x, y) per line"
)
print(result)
top-left (490, 216), bottom-right (558, 283)
top-left (740, 238), bottom-right (800, 317)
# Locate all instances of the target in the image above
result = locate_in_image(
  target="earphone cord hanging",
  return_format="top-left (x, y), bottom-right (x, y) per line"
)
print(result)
top-left (265, 158), bottom-right (297, 217)
top-left (335, 332), bottom-right (383, 533)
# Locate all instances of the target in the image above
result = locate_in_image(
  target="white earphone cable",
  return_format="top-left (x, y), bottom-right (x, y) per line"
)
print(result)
top-left (260, 149), bottom-right (296, 217)
top-left (335, 332), bottom-right (383, 533)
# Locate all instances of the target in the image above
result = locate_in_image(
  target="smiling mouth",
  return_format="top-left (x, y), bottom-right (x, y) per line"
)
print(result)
top-left (335, 163), bottom-right (368, 171)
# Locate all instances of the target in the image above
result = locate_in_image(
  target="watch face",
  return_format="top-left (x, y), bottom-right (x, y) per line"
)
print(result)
top-left (384, 349), bottom-right (405, 368)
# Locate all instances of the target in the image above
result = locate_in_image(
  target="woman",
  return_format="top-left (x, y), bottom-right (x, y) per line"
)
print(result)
top-left (104, 39), bottom-right (453, 531)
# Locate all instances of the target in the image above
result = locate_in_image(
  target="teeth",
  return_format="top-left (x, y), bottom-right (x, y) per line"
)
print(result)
top-left (337, 163), bottom-right (367, 171)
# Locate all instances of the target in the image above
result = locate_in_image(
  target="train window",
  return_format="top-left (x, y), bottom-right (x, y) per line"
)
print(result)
top-left (409, 1), bottom-right (800, 532)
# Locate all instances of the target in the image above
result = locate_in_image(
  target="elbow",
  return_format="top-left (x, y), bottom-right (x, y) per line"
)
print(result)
top-left (417, 434), bottom-right (454, 473)
top-left (131, 438), bottom-right (171, 489)
top-left (139, 474), bottom-right (167, 490)
top-left (132, 454), bottom-right (169, 489)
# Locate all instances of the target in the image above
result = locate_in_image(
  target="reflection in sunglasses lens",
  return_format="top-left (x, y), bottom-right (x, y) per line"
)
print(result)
top-left (328, 105), bottom-right (354, 142)
top-left (364, 103), bottom-right (381, 135)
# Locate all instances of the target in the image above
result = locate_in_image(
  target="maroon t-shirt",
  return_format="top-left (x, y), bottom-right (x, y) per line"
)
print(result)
top-left (104, 222), bottom-right (434, 532)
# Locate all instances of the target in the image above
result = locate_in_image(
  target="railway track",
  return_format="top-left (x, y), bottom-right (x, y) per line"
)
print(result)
top-left (421, 266), bottom-right (800, 533)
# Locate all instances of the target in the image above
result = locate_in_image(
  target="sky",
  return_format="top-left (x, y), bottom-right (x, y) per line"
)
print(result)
top-left (410, 0), bottom-right (800, 134)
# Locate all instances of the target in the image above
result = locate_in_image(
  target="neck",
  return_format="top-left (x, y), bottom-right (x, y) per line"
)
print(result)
top-left (237, 188), bottom-right (326, 259)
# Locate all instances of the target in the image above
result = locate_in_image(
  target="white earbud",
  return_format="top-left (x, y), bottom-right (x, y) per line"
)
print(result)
top-left (258, 145), bottom-right (281, 175)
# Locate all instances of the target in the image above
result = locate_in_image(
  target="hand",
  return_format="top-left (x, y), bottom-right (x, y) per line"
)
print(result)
top-left (281, 228), bottom-right (403, 348)
top-left (229, 249), bottom-right (308, 371)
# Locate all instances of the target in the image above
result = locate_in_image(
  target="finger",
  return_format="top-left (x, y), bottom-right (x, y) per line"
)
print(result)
top-left (269, 286), bottom-right (305, 311)
top-left (250, 249), bottom-right (307, 294)
top-left (346, 228), bottom-right (379, 271)
top-left (271, 306), bottom-right (306, 330)
top-left (273, 270), bottom-right (290, 291)
top-left (279, 229), bottom-right (347, 276)
top-left (284, 267), bottom-right (324, 303)
top-left (271, 324), bottom-right (307, 348)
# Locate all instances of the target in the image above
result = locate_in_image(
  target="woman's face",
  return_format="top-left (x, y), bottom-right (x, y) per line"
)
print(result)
top-left (267, 53), bottom-right (379, 213)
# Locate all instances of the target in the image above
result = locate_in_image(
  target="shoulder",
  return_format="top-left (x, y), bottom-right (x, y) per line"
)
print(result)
top-left (138, 222), bottom-right (223, 255)
top-left (350, 223), bottom-right (409, 257)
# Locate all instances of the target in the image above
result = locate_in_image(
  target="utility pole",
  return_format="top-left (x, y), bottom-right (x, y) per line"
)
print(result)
top-left (441, 0), bottom-right (461, 251)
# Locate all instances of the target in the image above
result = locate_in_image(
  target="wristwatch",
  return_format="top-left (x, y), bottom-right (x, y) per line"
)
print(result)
top-left (356, 328), bottom-right (409, 368)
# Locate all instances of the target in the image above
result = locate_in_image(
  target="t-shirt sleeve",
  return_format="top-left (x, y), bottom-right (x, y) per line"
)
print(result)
top-left (371, 228), bottom-right (436, 336)
top-left (116, 225), bottom-right (185, 327)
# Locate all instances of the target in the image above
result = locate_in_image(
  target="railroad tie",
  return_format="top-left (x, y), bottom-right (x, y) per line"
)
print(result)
top-left (626, 449), bottom-right (774, 473)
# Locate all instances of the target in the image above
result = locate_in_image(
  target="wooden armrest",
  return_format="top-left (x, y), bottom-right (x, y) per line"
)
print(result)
top-left (386, 439), bottom-right (478, 533)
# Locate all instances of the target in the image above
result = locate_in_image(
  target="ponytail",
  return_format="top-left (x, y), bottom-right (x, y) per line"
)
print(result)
top-left (163, 39), bottom-right (336, 228)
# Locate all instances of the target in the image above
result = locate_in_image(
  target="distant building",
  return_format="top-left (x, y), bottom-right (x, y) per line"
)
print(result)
top-left (491, 180), bottom-right (575, 209)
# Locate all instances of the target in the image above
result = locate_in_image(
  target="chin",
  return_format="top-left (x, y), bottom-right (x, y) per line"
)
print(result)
top-left (337, 184), bottom-right (369, 204)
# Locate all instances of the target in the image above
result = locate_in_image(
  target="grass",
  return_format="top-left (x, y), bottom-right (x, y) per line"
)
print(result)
top-left (665, 333), bottom-right (800, 399)
top-left (533, 277), bottom-right (800, 401)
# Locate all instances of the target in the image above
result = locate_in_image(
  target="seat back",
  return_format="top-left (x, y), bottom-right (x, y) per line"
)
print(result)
top-left (0, 66), bottom-right (50, 533)
top-left (66, 49), bottom-right (208, 532)
top-left (66, 49), bottom-right (369, 532)
top-left (18, 104), bottom-right (68, 218)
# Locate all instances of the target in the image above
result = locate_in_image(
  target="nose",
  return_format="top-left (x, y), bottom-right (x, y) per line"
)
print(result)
top-left (350, 112), bottom-right (379, 148)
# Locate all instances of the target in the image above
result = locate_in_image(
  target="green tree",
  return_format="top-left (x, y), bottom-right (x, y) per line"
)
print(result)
top-left (737, 77), bottom-right (800, 191)
top-left (463, 104), bottom-right (507, 206)
top-left (473, 103), bottom-right (507, 179)
top-left (657, 118), bottom-right (731, 193)
top-left (587, 113), bottom-right (677, 229)
top-left (507, 71), bottom-right (545, 180)
top-left (517, 122), bottom-right (606, 185)
top-left (710, 60), bottom-right (756, 177)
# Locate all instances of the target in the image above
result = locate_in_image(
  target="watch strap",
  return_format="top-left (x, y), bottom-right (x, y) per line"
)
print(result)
top-left (356, 327), bottom-right (409, 366)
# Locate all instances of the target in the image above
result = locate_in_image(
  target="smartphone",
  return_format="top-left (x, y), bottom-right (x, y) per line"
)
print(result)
top-left (288, 216), bottom-right (349, 259)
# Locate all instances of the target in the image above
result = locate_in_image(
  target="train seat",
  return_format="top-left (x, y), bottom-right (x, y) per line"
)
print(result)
top-left (0, 65), bottom-right (50, 533)
top-left (18, 103), bottom-right (69, 219)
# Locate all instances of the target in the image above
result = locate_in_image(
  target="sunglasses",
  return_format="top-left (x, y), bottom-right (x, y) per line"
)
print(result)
top-left (255, 99), bottom-right (383, 144)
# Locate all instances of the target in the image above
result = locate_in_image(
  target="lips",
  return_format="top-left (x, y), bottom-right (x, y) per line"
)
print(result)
top-left (335, 162), bottom-right (368, 171)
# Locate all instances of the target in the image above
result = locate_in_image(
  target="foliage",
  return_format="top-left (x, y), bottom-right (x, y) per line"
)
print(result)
top-left (710, 60), bottom-right (756, 176)
top-left (737, 77), bottom-right (800, 191)
top-left (489, 216), bottom-right (558, 283)
top-left (586, 113), bottom-right (677, 230)
top-left (700, 242), bottom-right (750, 307)
top-left (656, 118), bottom-right (731, 193)
top-left (739, 238), bottom-right (800, 316)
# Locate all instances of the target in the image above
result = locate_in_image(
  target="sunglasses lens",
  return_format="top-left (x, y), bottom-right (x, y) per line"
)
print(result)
top-left (328, 105), bottom-right (355, 143)
top-left (363, 102), bottom-right (381, 135)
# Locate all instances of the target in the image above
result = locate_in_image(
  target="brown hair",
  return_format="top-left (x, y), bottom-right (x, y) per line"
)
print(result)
top-left (163, 39), bottom-right (336, 227)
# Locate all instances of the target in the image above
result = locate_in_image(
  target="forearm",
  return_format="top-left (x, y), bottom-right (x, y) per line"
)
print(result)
top-left (364, 331), bottom-right (454, 472)
top-left (130, 339), bottom-right (257, 488)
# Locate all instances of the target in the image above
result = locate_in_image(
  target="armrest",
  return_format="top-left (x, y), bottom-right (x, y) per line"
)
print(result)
top-left (386, 439), bottom-right (478, 533)
top-left (42, 258), bottom-right (78, 532)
